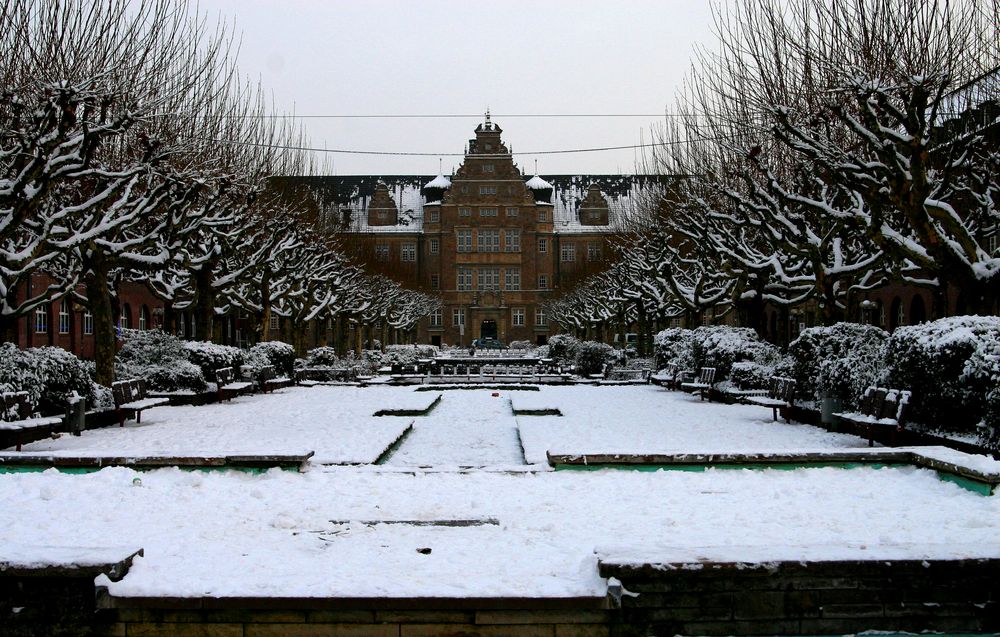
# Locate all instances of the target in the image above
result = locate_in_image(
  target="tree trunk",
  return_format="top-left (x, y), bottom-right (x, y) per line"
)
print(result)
top-left (194, 263), bottom-right (215, 342)
top-left (84, 260), bottom-right (116, 386)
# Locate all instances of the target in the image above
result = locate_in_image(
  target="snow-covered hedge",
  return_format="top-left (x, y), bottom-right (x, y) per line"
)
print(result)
top-left (0, 343), bottom-right (95, 416)
top-left (116, 329), bottom-right (207, 392)
top-left (381, 344), bottom-right (438, 366)
top-left (305, 347), bottom-right (340, 367)
top-left (730, 361), bottom-right (776, 390)
top-left (547, 334), bottom-right (580, 363)
top-left (575, 341), bottom-right (615, 376)
top-left (653, 328), bottom-right (695, 369)
top-left (688, 326), bottom-right (780, 382)
top-left (183, 341), bottom-right (245, 380)
top-left (303, 348), bottom-right (382, 376)
top-left (788, 323), bottom-right (888, 408)
top-left (963, 333), bottom-right (1000, 449)
top-left (249, 341), bottom-right (296, 377)
top-left (883, 316), bottom-right (1000, 439)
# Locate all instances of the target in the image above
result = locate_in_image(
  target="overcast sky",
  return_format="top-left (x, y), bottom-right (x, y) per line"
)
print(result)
top-left (196, 0), bottom-right (718, 176)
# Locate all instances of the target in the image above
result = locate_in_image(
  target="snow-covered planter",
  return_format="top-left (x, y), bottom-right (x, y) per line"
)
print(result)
top-left (116, 329), bottom-right (207, 392)
top-left (575, 341), bottom-right (615, 376)
top-left (883, 316), bottom-right (1000, 436)
top-left (183, 341), bottom-right (245, 380)
top-left (689, 326), bottom-right (779, 382)
top-left (0, 343), bottom-right (95, 416)
top-left (653, 328), bottom-right (695, 370)
top-left (547, 334), bottom-right (580, 363)
top-left (250, 341), bottom-right (296, 377)
top-left (788, 323), bottom-right (888, 409)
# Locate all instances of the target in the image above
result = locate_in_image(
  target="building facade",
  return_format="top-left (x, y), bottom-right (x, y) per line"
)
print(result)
top-left (300, 117), bottom-right (654, 347)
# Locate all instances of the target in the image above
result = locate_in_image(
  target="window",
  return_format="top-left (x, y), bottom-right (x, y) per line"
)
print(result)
top-left (139, 305), bottom-right (150, 331)
top-left (477, 229), bottom-right (500, 252)
top-left (538, 238), bottom-right (548, 253)
top-left (669, 317), bottom-right (683, 329)
top-left (428, 209), bottom-right (440, 223)
top-left (561, 243), bottom-right (576, 262)
top-left (83, 310), bottom-right (93, 335)
top-left (457, 268), bottom-right (473, 291)
top-left (456, 229), bottom-right (473, 253)
top-left (479, 185), bottom-right (497, 195)
top-left (269, 313), bottom-right (279, 331)
top-left (59, 300), bottom-right (70, 334)
top-left (538, 209), bottom-right (549, 222)
top-left (461, 185), bottom-right (469, 194)
top-left (452, 308), bottom-right (466, 327)
top-left (512, 308), bottom-right (525, 326)
top-left (505, 207), bottom-right (518, 217)
top-left (477, 268), bottom-right (500, 290)
top-left (483, 163), bottom-right (494, 172)
top-left (429, 238), bottom-right (439, 255)
top-left (480, 207), bottom-right (498, 217)
top-left (504, 229), bottom-right (521, 252)
top-left (538, 274), bottom-right (549, 290)
top-left (505, 269), bottom-right (521, 290)
top-left (375, 244), bottom-right (389, 261)
top-left (401, 242), bottom-right (416, 262)
top-left (587, 242), bottom-right (602, 261)
top-left (535, 308), bottom-right (547, 326)
top-left (431, 274), bottom-right (440, 290)
top-left (34, 305), bottom-right (48, 333)
top-left (430, 308), bottom-right (442, 327)
top-left (119, 304), bottom-right (130, 330)
top-left (459, 207), bottom-right (471, 217)
top-left (587, 210), bottom-right (601, 220)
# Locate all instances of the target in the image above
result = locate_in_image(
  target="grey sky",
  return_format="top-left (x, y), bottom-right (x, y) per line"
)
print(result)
top-left (197, 0), bottom-right (717, 175)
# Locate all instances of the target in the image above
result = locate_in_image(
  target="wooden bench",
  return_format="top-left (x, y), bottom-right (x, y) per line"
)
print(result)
top-left (0, 392), bottom-right (64, 451)
top-left (680, 367), bottom-right (716, 401)
top-left (743, 376), bottom-right (797, 422)
top-left (214, 367), bottom-right (253, 402)
top-left (111, 379), bottom-right (170, 428)
top-left (254, 365), bottom-right (288, 393)
top-left (604, 367), bottom-right (652, 382)
top-left (834, 386), bottom-right (912, 447)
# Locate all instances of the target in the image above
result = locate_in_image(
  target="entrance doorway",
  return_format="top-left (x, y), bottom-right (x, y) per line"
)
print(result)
top-left (480, 319), bottom-right (497, 339)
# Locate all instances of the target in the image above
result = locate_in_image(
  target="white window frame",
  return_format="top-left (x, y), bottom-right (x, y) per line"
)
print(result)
top-left (375, 244), bottom-right (389, 262)
top-left (457, 268), bottom-right (473, 291)
top-left (538, 274), bottom-right (548, 290)
top-left (538, 209), bottom-right (549, 222)
top-left (83, 310), bottom-right (94, 335)
top-left (456, 229), bottom-right (473, 253)
top-left (505, 207), bottom-right (518, 217)
top-left (538, 238), bottom-right (548, 253)
top-left (428, 209), bottom-right (440, 223)
top-left (512, 308), bottom-right (525, 327)
top-left (482, 163), bottom-right (494, 173)
top-left (139, 306), bottom-right (148, 331)
top-left (431, 274), bottom-right (440, 290)
top-left (430, 308), bottom-right (442, 327)
top-left (429, 238), bottom-right (439, 255)
top-left (401, 242), bottom-right (417, 262)
top-left (479, 185), bottom-right (497, 195)
top-left (477, 229), bottom-right (500, 253)
top-left (459, 207), bottom-right (472, 217)
top-left (452, 308), bottom-right (466, 327)
top-left (269, 313), bottom-right (279, 331)
top-left (35, 305), bottom-right (48, 334)
top-left (477, 268), bottom-right (500, 290)
top-left (561, 243), bottom-right (576, 262)
top-left (58, 300), bottom-right (70, 334)
top-left (479, 207), bottom-right (498, 217)
top-left (587, 242), bottom-right (601, 261)
top-left (505, 269), bottom-right (521, 290)
top-left (535, 308), bottom-right (547, 327)
top-left (504, 229), bottom-right (520, 252)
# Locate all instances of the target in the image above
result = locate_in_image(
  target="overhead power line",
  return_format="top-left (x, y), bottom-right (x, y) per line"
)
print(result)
top-left (198, 135), bottom-right (730, 157)
top-left (162, 112), bottom-right (697, 120)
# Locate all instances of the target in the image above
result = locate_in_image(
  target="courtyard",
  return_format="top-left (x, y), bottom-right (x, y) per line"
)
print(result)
top-left (3, 384), bottom-right (999, 605)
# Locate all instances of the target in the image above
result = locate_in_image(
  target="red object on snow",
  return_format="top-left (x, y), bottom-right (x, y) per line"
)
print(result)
top-left (491, 392), bottom-right (500, 397)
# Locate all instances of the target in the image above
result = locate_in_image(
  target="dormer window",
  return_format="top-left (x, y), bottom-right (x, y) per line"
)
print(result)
top-left (479, 185), bottom-right (497, 195)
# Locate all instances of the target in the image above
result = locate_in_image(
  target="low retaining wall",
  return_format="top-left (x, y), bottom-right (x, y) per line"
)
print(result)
top-left (600, 556), bottom-right (1000, 636)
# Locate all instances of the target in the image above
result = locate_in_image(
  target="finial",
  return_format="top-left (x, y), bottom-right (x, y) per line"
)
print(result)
top-left (534, 159), bottom-right (538, 174)
top-left (485, 107), bottom-right (491, 124)
top-left (438, 157), bottom-right (442, 174)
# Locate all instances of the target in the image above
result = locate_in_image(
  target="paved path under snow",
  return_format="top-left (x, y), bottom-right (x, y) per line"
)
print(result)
top-left (384, 390), bottom-right (526, 467)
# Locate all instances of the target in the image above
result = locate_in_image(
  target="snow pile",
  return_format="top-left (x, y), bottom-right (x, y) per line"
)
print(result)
top-left (424, 174), bottom-right (452, 190)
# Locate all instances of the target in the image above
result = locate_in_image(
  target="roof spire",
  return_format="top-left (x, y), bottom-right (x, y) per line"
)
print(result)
top-left (485, 107), bottom-right (491, 125)
top-left (534, 158), bottom-right (538, 174)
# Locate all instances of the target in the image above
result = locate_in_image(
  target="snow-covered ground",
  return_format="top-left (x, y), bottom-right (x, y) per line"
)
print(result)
top-left (515, 385), bottom-right (867, 464)
top-left (3, 385), bottom-right (999, 599)
top-left (17, 386), bottom-right (416, 465)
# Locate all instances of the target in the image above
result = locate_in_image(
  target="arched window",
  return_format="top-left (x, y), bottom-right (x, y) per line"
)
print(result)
top-left (139, 305), bottom-right (150, 330)
top-left (119, 304), bottom-right (131, 330)
top-left (910, 295), bottom-right (927, 324)
top-left (889, 297), bottom-right (903, 331)
top-left (59, 300), bottom-right (71, 334)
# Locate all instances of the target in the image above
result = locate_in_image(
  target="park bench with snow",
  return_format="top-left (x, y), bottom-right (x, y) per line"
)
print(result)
top-left (834, 386), bottom-right (912, 447)
top-left (0, 392), bottom-right (64, 451)
top-left (742, 376), bottom-right (797, 422)
top-left (602, 366), bottom-right (652, 382)
top-left (112, 379), bottom-right (170, 427)
top-left (680, 367), bottom-right (716, 401)
top-left (214, 367), bottom-right (254, 402)
top-left (254, 365), bottom-right (289, 393)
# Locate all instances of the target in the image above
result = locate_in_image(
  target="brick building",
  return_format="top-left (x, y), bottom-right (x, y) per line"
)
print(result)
top-left (291, 116), bottom-right (658, 347)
